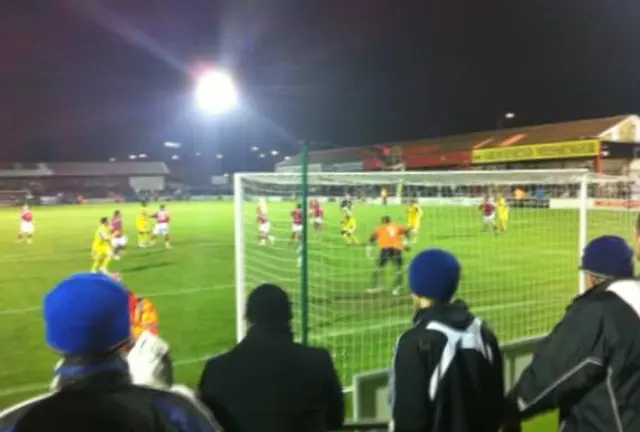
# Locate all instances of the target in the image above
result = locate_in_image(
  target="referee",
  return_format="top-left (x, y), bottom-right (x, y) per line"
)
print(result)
top-left (504, 235), bottom-right (640, 432)
top-left (390, 249), bottom-right (503, 432)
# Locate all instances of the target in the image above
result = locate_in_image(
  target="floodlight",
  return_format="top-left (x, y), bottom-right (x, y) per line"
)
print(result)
top-left (139, 153), bottom-right (147, 158)
top-left (195, 152), bottom-right (202, 157)
top-left (164, 141), bottom-right (181, 149)
top-left (171, 154), bottom-right (180, 160)
top-left (259, 153), bottom-right (266, 159)
top-left (216, 154), bottom-right (224, 159)
top-left (271, 150), bottom-right (279, 156)
top-left (505, 112), bottom-right (515, 119)
top-left (195, 70), bottom-right (238, 114)
top-left (284, 156), bottom-right (291, 161)
top-left (251, 146), bottom-right (259, 152)
top-left (129, 155), bottom-right (137, 160)
top-left (109, 157), bottom-right (116, 162)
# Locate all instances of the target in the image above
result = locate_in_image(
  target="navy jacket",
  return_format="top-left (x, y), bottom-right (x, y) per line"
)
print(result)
top-left (0, 355), bottom-right (222, 432)
top-left (506, 279), bottom-right (640, 432)
top-left (390, 301), bottom-right (504, 432)
top-left (198, 325), bottom-right (344, 432)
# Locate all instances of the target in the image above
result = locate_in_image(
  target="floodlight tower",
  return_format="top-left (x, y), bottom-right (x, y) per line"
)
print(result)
top-left (194, 69), bottom-right (239, 178)
top-left (496, 112), bottom-right (516, 130)
top-left (195, 70), bottom-right (239, 114)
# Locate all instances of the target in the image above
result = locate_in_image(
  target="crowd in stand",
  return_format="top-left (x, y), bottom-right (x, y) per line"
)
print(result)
top-left (2, 234), bottom-right (640, 431)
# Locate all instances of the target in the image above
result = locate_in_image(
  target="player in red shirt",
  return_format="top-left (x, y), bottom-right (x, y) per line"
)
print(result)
top-left (257, 202), bottom-right (275, 246)
top-left (310, 199), bottom-right (324, 236)
top-left (111, 210), bottom-right (128, 260)
top-left (290, 203), bottom-right (303, 245)
top-left (151, 204), bottom-right (171, 249)
top-left (18, 205), bottom-right (34, 244)
top-left (478, 196), bottom-right (497, 233)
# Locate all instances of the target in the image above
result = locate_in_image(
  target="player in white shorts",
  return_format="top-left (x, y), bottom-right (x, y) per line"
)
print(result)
top-left (257, 200), bottom-right (275, 245)
top-left (151, 204), bottom-right (171, 248)
top-left (291, 204), bottom-right (303, 239)
top-left (478, 197), bottom-right (498, 233)
top-left (18, 205), bottom-right (34, 243)
top-left (110, 210), bottom-right (128, 260)
top-left (310, 199), bottom-right (324, 238)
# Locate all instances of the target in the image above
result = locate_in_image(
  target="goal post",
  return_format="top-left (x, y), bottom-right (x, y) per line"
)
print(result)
top-left (233, 168), bottom-right (633, 385)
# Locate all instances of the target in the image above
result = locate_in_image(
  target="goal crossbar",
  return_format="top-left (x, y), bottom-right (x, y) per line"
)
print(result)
top-left (235, 169), bottom-right (590, 186)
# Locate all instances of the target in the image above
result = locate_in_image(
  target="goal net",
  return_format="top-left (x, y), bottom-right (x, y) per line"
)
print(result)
top-left (234, 169), bottom-right (634, 386)
top-left (0, 190), bottom-right (29, 206)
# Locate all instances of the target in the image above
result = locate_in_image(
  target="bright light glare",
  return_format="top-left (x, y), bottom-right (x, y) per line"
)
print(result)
top-left (505, 112), bottom-right (515, 119)
top-left (171, 155), bottom-right (180, 160)
top-left (223, 173), bottom-right (229, 177)
top-left (195, 70), bottom-right (238, 114)
top-left (195, 152), bottom-right (202, 157)
top-left (129, 155), bottom-right (137, 160)
top-left (271, 150), bottom-right (279, 156)
top-left (109, 157), bottom-right (116, 162)
top-left (164, 141), bottom-right (181, 149)
top-left (284, 156), bottom-right (291, 161)
top-left (251, 146), bottom-right (259, 152)
top-left (216, 154), bottom-right (224, 159)
top-left (259, 153), bottom-right (266, 159)
top-left (139, 153), bottom-right (147, 158)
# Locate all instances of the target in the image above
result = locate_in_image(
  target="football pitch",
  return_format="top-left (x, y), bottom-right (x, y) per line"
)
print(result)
top-left (0, 201), bottom-right (634, 430)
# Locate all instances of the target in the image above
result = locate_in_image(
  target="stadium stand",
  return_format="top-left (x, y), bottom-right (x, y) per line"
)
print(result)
top-left (47, 162), bottom-right (169, 177)
top-left (0, 162), bottom-right (170, 205)
top-left (277, 114), bottom-right (640, 174)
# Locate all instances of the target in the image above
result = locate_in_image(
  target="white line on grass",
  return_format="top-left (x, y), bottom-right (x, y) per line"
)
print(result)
top-left (314, 299), bottom-right (544, 340)
top-left (0, 352), bottom-right (225, 399)
top-left (0, 298), bottom-right (545, 399)
top-left (0, 284), bottom-right (235, 316)
top-left (2, 242), bottom-right (236, 263)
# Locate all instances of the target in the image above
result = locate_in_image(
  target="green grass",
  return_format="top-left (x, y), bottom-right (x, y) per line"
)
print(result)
top-left (0, 201), bottom-right (633, 430)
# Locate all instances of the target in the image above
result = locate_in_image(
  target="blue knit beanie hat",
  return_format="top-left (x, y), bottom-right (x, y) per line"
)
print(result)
top-left (409, 249), bottom-right (461, 302)
top-left (44, 273), bottom-right (131, 355)
top-left (581, 235), bottom-right (634, 279)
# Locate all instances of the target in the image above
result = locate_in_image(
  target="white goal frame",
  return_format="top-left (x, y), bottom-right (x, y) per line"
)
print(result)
top-left (233, 169), bottom-right (591, 342)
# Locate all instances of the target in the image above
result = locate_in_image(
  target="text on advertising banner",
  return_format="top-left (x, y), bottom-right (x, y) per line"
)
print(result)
top-left (472, 140), bottom-right (600, 164)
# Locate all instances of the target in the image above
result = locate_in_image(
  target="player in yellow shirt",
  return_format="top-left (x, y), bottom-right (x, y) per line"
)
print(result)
top-left (497, 195), bottom-right (509, 233)
top-left (91, 217), bottom-right (113, 274)
top-left (136, 203), bottom-right (151, 247)
top-left (406, 199), bottom-right (423, 244)
top-left (341, 212), bottom-right (359, 245)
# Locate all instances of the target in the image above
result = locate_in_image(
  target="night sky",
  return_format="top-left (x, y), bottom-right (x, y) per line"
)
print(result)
top-left (1, 0), bottom-right (639, 173)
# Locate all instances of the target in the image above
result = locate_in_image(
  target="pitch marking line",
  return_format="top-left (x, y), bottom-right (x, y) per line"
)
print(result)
top-left (2, 242), bottom-right (236, 263)
top-left (0, 284), bottom-right (236, 316)
top-left (0, 353), bottom-right (223, 399)
top-left (0, 299), bottom-right (548, 399)
top-left (316, 299), bottom-right (544, 339)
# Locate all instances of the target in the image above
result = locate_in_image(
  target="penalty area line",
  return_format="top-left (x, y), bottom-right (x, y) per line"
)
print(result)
top-left (0, 284), bottom-right (234, 317)
top-left (317, 299), bottom-right (546, 339)
top-left (0, 351), bottom-right (225, 399)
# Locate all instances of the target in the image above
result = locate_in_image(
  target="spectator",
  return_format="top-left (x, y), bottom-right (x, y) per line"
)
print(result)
top-left (635, 214), bottom-right (640, 260)
top-left (503, 235), bottom-right (640, 432)
top-left (390, 249), bottom-right (503, 432)
top-left (198, 283), bottom-right (344, 432)
top-left (0, 273), bottom-right (221, 432)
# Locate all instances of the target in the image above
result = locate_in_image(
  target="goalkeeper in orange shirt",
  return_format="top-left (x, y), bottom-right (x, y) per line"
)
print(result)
top-left (111, 273), bottom-right (159, 339)
top-left (129, 290), bottom-right (159, 340)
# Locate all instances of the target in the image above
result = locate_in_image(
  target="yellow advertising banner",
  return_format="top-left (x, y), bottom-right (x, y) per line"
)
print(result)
top-left (472, 139), bottom-right (600, 164)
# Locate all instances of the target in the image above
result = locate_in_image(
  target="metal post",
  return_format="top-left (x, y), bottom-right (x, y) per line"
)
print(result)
top-left (234, 173), bottom-right (247, 341)
top-left (300, 140), bottom-right (310, 345)
top-left (578, 172), bottom-right (589, 294)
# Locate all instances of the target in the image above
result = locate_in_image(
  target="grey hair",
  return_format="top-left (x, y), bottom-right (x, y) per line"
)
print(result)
top-left (585, 271), bottom-right (610, 286)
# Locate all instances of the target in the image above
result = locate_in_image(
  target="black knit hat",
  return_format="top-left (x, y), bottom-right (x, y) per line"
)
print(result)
top-left (245, 284), bottom-right (293, 325)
